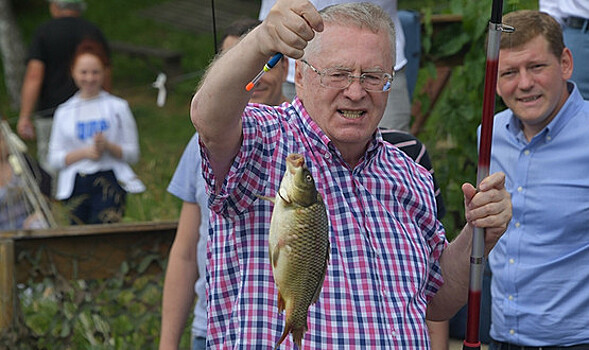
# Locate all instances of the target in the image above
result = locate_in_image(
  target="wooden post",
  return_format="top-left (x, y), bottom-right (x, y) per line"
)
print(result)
top-left (0, 239), bottom-right (15, 331)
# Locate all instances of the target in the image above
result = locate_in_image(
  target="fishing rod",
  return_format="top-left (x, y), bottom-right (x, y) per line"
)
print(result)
top-left (462, 1), bottom-right (513, 349)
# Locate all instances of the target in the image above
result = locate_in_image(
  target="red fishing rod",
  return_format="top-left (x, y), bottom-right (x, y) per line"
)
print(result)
top-left (463, 1), bottom-right (513, 349)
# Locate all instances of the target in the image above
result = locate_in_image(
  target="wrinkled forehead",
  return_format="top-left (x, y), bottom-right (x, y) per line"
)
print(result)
top-left (307, 24), bottom-right (394, 70)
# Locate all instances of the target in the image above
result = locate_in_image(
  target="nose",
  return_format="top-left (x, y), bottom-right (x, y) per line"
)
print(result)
top-left (343, 77), bottom-right (368, 100)
top-left (517, 69), bottom-right (534, 90)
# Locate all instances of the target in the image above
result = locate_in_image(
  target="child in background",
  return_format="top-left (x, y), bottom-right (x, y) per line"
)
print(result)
top-left (48, 39), bottom-right (144, 225)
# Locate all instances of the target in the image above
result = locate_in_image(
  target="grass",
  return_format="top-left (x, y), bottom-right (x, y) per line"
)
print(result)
top-left (1, 0), bottom-right (540, 348)
top-left (5, 0), bottom-right (221, 222)
top-left (3, 0), bottom-right (538, 224)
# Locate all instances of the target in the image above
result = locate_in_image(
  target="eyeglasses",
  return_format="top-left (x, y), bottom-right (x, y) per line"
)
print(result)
top-left (301, 59), bottom-right (394, 92)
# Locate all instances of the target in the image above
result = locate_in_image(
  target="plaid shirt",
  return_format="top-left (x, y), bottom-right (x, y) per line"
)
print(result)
top-left (200, 98), bottom-right (447, 349)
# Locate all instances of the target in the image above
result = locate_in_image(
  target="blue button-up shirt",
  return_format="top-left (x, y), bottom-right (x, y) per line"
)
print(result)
top-left (488, 83), bottom-right (589, 346)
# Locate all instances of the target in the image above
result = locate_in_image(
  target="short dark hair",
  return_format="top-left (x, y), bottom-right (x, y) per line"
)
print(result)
top-left (219, 18), bottom-right (261, 52)
top-left (501, 10), bottom-right (564, 59)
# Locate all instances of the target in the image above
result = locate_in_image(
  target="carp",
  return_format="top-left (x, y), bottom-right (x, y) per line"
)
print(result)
top-left (260, 153), bottom-right (330, 349)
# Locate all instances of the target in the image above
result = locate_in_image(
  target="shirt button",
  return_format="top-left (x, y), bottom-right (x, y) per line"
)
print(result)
top-left (510, 329), bottom-right (515, 335)
top-left (324, 153), bottom-right (331, 160)
top-left (515, 222), bottom-right (521, 228)
top-left (517, 186), bottom-right (523, 192)
top-left (508, 295), bottom-right (514, 300)
top-left (546, 135), bottom-right (552, 141)
top-left (509, 258), bottom-right (515, 264)
top-left (524, 150), bottom-right (530, 156)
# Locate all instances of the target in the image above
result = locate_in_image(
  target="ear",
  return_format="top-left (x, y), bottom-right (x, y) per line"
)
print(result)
top-left (281, 59), bottom-right (289, 82)
top-left (560, 47), bottom-right (574, 81)
top-left (294, 60), bottom-right (304, 90)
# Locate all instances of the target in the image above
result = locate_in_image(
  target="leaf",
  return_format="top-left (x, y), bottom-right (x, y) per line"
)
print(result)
top-left (120, 261), bottom-right (129, 275)
top-left (60, 320), bottom-right (71, 338)
top-left (137, 254), bottom-right (158, 274)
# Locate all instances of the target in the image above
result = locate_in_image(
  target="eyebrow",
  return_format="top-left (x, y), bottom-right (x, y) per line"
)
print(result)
top-left (327, 65), bottom-right (387, 73)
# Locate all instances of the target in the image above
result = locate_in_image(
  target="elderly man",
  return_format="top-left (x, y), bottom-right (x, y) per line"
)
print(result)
top-left (190, 0), bottom-right (512, 348)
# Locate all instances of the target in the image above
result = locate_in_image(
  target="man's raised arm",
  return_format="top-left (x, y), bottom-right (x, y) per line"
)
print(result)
top-left (190, 0), bottom-right (323, 183)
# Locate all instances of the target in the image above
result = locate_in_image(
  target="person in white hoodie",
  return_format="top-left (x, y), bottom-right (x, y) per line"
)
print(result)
top-left (48, 39), bottom-right (144, 224)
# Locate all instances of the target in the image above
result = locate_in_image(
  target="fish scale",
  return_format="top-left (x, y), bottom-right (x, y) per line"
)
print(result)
top-left (262, 153), bottom-right (330, 350)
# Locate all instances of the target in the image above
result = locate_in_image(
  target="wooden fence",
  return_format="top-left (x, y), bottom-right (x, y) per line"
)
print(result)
top-left (0, 221), bottom-right (177, 332)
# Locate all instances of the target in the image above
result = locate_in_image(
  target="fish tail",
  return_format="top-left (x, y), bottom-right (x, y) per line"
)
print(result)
top-left (274, 321), bottom-right (307, 350)
top-left (292, 326), bottom-right (305, 349)
top-left (273, 323), bottom-right (292, 350)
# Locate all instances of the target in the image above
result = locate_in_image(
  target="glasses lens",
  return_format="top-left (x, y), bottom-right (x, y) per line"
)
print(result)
top-left (322, 70), bottom-right (350, 89)
top-left (317, 66), bottom-right (393, 92)
top-left (363, 73), bottom-right (388, 91)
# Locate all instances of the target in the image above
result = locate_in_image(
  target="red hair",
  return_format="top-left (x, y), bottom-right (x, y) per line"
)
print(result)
top-left (71, 38), bottom-right (110, 69)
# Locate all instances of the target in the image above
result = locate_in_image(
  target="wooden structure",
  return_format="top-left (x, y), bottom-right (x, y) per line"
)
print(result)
top-left (0, 221), bottom-right (177, 331)
top-left (110, 41), bottom-right (183, 80)
top-left (411, 14), bottom-right (465, 136)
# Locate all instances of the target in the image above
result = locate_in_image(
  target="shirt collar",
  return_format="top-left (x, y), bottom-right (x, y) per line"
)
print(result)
top-left (291, 96), bottom-right (381, 165)
top-left (506, 82), bottom-right (583, 144)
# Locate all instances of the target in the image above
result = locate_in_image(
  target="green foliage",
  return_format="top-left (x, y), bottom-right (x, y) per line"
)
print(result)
top-left (1, 242), bottom-right (194, 349)
top-left (416, 0), bottom-right (537, 238)
top-left (0, 0), bottom-right (541, 347)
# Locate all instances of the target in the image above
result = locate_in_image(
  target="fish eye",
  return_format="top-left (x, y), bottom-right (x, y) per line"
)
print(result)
top-left (305, 174), bottom-right (313, 183)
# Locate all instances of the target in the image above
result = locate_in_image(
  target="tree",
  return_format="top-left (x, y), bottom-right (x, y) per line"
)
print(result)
top-left (0, 0), bottom-right (26, 109)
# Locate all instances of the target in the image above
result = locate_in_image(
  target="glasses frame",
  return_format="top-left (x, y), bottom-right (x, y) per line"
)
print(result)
top-left (301, 59), bottom-right (394, 92)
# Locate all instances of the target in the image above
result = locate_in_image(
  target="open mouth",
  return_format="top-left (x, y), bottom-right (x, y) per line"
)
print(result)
top-left (518, 95), bottom-right (541, 103)
top-left (339, 110), bottom-right (365, 119)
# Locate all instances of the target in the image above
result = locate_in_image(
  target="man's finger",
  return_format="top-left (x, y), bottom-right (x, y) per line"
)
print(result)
top-left (297, 3), bottom-right (324, 33)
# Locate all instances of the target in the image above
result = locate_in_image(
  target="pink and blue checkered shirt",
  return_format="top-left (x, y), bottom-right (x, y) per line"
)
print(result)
top-left (200, 97), bottom-right (447, 349)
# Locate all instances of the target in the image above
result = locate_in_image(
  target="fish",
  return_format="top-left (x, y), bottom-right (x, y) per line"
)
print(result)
top-left (260, 153), bottom-right (330, 349)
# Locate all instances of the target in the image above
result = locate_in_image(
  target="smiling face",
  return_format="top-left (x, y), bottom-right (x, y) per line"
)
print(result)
top-left (295, 24), bottom-right (393, 166)
top-left (497, 35), bottom-right (573, 140)
top-left (71, 53), bottom-right (106, 99)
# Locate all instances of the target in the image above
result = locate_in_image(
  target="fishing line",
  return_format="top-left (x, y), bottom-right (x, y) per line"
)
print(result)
top-left (211, 0), bottom-right (218, 54)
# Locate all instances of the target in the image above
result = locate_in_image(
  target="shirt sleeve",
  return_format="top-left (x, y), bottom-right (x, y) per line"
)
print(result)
top-left (114, 99), bottom-right (140, 164)
top-left (47, 106), bottom-right (69, 170)
top-left (167, 133), bottom-right (202, 204)
top-left (199, 105), bottom-right (284, 216)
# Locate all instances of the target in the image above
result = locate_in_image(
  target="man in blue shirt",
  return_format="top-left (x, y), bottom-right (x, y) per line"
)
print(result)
top-left (488, 10), bottom-right (589, 349)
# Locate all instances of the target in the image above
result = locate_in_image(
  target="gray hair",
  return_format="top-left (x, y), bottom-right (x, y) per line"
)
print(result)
top-left (50, 0), bottom-right (87, 13)
top-left (304, 2), bottom-right (396, 66)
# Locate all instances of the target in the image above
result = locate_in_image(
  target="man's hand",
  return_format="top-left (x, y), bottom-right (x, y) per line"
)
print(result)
top-left (258, 0), bottom-right (324, 59)
top-left (17, 116), bottom-right (36, 140)
top-left (462, 172), bottom-right (512, 253)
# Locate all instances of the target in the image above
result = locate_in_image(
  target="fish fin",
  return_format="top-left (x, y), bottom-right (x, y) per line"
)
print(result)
top-left (273, 321), bottom-right (292, 350)
top-left (277, 290), bottom-right (285, 314)
top-left (256, 194), bottom-right (275, 203)
top-left (292, 326), bottom-right (306, 350)
top-left (271, 244), bottom-right (280, 268)
top-left (278, 188), bottom-right (291, 204)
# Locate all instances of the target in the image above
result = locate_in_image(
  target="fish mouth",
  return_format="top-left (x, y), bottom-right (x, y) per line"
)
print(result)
top-left (286, 154), bottom-right (304, 173)
top-left (338, 110), bottom-right (365, 120)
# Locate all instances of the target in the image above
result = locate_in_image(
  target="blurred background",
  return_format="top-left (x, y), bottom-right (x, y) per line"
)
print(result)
top-left (0, 0), bottom-right (537, 348)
